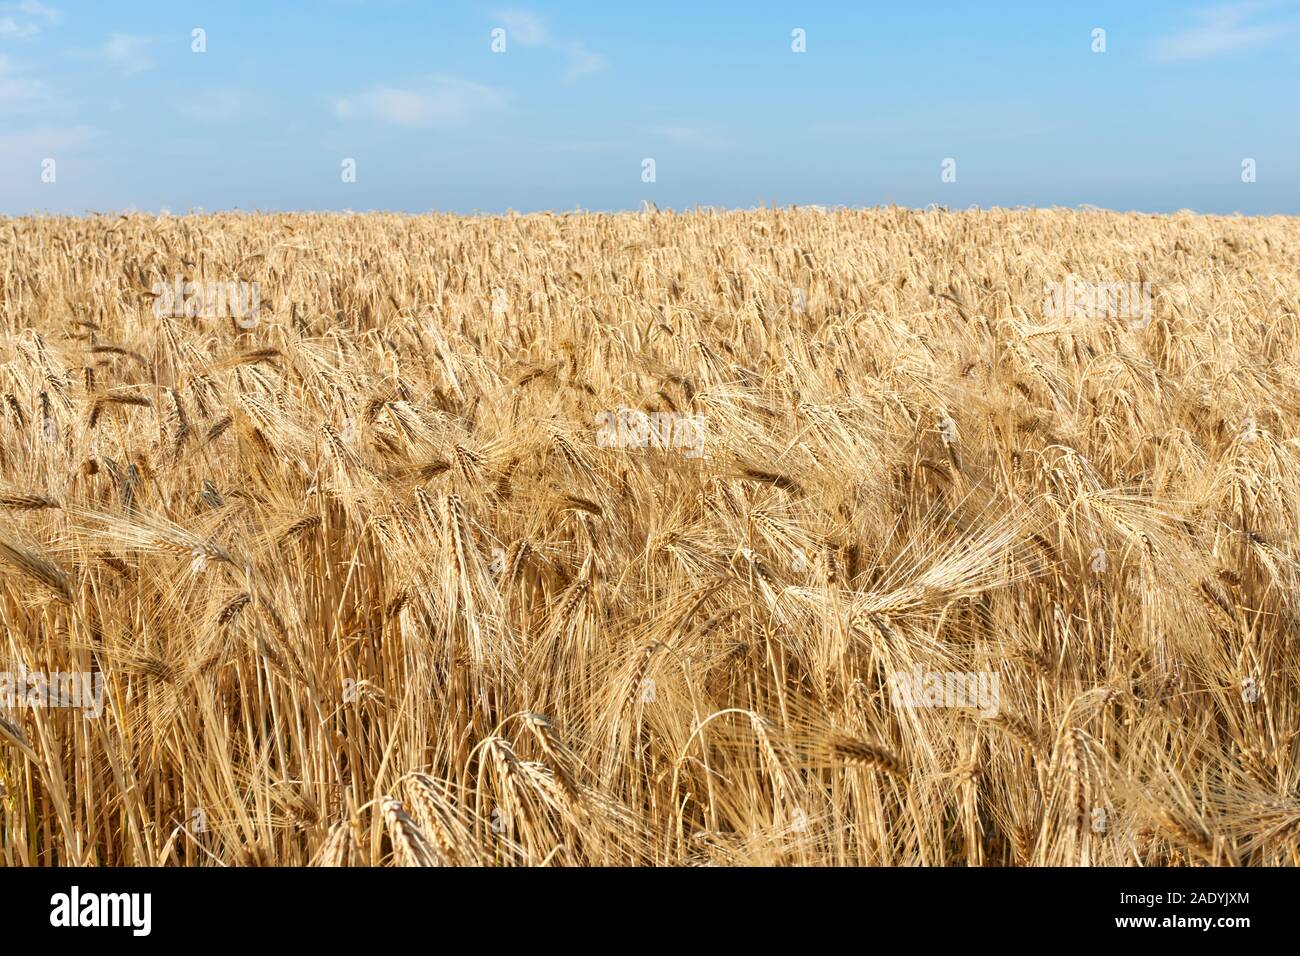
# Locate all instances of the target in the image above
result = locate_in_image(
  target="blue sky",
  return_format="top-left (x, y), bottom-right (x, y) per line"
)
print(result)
top-left (1, 1), bottom-right (1297, 215)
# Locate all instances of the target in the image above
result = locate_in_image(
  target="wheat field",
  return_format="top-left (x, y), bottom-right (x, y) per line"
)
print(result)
top-left (1, 207), bottom-right (1298, 866)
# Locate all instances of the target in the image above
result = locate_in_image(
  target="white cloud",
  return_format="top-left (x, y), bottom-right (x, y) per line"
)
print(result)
top-left (495, 8), bottom-right (547, 46)
top-left (0, 123), bottom-right (95, 156)
top-left (1154, 1), bottom-right (1295, 61)
top-left (335, 77), bottom-right (506, 128)
top-left (0, 53), bottom-right (48, 111)
top-left (0, 124), bottom-right (97, 213)
top-left (540, 138), bottom-right (620, 154)
top-left (558, 40), bottom-right (607, 81)
top-left (0, 1), bottom-right (59, 38)
top-left (102, 32), bottom-right (156, 75)
top-left (9, 1), bottom-right (60, 20)
top-left (0, 17), bottom-right (36, 38)
top-left (492, 8), bottom-right (607, 81)
top-left (176, 87), bottom-right (269, 121)
top-left (650, 124), bottom-right (730, 149)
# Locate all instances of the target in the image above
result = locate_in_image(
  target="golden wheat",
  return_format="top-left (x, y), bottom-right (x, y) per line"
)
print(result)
top-left (0, 207), bottom-right (1297, 866)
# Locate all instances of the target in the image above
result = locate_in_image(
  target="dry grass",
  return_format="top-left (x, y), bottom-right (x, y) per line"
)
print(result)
top-left (1, 206), bottom-right (1298, 866)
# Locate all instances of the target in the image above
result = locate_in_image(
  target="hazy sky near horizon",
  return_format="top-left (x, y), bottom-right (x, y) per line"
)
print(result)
top-left (1, 0), bottom-right (1297, 216)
